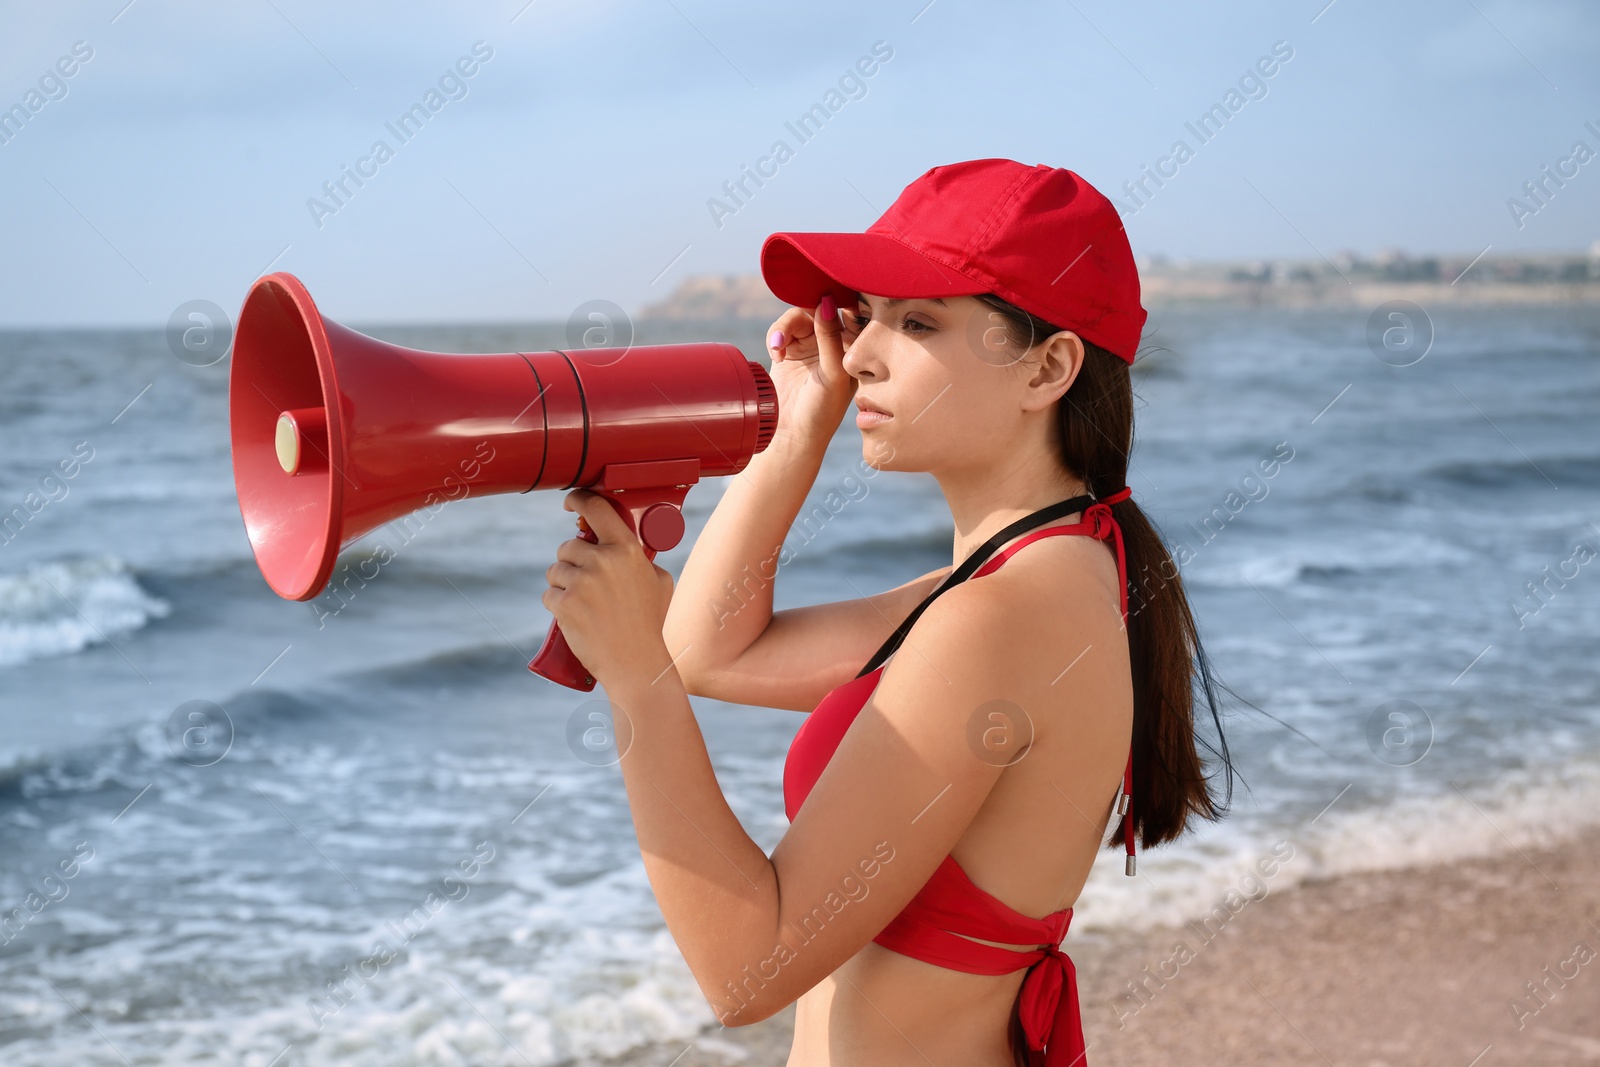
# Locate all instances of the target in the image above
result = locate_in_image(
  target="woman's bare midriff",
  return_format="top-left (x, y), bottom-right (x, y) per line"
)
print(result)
top-left (787, 941), bottom-right (1026, 1067)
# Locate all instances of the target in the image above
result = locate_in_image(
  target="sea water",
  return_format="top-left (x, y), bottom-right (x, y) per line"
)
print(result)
top-left (0, 305), bottom-right (1596, 1064)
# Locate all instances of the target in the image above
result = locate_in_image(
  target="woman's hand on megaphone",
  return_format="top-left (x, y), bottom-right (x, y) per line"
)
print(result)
top-left (764, 295), bottom-right (858, 450)
top-left (542, 489), bottom-right (678, 693)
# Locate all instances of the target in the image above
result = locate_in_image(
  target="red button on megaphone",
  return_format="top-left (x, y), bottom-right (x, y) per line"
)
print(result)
top-left (228, 272), bottom-right (778, 691)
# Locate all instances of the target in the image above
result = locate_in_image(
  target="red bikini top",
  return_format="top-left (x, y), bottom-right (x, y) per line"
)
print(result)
top-left (782, 488), bottom-right (1135, 1067)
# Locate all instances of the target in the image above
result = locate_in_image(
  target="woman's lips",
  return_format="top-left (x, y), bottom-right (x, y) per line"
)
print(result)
top-left (855, 396), bottom-right (891, 429)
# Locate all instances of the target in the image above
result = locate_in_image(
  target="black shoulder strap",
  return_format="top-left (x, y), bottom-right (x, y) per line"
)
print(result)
top-left (854, 493), bottom-right (1098, 678)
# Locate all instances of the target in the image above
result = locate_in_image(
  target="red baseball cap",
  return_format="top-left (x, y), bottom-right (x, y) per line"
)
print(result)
top-left (760, 158), bottom-right (1146, 363)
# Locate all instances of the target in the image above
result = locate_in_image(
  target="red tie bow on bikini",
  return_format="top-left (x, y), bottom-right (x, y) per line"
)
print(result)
top-left (1017, 915), bottom-right (1085, 1067)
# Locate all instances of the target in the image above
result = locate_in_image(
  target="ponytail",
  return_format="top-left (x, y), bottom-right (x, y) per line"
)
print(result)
top-left (973, 294), bottom-right (1237, 849)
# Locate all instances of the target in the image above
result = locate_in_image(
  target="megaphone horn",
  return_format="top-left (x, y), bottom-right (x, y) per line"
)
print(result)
top-left (229, 272), bottom-right (778, 691)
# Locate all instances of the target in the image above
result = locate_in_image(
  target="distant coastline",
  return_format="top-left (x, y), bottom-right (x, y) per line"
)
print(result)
top-left (638, 248), bottom-right (1600, 319)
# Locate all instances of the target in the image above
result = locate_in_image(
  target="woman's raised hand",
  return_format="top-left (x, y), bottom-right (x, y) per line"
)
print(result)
top-left (764, 295), bottom-right (860, 450)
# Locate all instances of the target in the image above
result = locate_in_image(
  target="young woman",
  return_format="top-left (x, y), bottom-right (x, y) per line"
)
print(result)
top-left (541, 159), bottom-right (1234, 1066)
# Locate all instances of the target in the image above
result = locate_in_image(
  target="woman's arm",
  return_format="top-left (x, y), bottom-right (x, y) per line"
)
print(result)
top-left (662, 426), bottom-right (831, 694)
top-left (602, 570), bottom-right (1053, 1026)
top-left (663, 302), bottom-right (859, 696)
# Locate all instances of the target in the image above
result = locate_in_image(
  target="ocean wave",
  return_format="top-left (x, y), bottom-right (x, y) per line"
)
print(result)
top-left (0, 625), bottom-right (532, 796)
top-left (0, 685), bottom-right (334, 797)
top-left (0, 555), bottom-right (171, 669)
top-left (14, 753), bottom-right (1598, 1066)
top-left (1349, 453), bottom-right (1600, 503)
top-left (1070, 753), bottom-right (1600, 934)
top-left (1300, 766), bottom-right (1600, 878)
top-left (1185, 531), bottom-right (1476, 589)
top-left (0, 779), bottom-right (720, 1067)
top-left (0, 913), bottom-right (716, 1067)
top-left (1420, 453), bottom-right (1600, 492)
top-left (327, 638), bottom-right (534, 695)
top-left (794, 522), bottom-right (950, 566)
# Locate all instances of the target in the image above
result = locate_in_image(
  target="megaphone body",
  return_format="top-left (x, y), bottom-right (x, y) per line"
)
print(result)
top-left (229, 272), bottom-right (778, 690)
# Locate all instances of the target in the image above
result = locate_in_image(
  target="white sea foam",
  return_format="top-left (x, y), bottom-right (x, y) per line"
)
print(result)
top-left (0, 555), bottom-right (170, 668)
top-left (0, 869), bottom-right (724, 1067)
top-left (14, 756), bottom-right (1596, 1066)
top-left (1071, 754), bottom-right (1600, 934)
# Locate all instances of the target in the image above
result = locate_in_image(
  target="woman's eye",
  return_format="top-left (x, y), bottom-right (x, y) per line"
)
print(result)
top-left (847, 311), bottom-right (931, 335)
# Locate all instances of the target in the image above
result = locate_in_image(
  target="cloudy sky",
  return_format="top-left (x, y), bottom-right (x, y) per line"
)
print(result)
top-left (1, 0), bottom-right (1597, 327)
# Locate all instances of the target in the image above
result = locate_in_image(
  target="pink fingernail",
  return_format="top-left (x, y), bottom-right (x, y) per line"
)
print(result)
top-left (768, 329), bottom-right (784, 349)
top-left (819, 294), bottom-right (835, 320)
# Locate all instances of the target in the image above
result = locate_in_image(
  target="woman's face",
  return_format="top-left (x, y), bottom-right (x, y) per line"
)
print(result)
top-left (839, 292), bottom-right (1082, 477)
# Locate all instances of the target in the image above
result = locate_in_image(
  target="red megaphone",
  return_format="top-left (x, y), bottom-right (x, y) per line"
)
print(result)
top-left (228, 272), bottom-right (778, 691)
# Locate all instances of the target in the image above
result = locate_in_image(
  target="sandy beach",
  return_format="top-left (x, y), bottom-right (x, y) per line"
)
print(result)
top-left (607, 828), bottom-right (1600, 1066)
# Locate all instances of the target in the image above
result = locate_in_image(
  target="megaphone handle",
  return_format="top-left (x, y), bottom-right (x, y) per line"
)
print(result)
top-left (529, 523), bottom-right (601, 691)
top-left (528, 500), bottom-right (660, 691)
top-left (529, 624), bottom-right (597, 690)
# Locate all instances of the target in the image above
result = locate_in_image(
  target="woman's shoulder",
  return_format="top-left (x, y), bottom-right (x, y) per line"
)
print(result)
top-left (887, 540), bottom-right (1128, 713)
top-left (943, 530), bottom-right (1122, 632)
top-left (979, 526), bottom-right (1126, 633)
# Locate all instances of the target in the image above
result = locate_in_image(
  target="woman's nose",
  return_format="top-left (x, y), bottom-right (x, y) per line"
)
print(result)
top-left (842, 330), bottom-right (877, 380)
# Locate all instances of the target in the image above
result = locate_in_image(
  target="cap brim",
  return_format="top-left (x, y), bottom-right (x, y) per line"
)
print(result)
top-left (760, 231), bottom-right (987, 311)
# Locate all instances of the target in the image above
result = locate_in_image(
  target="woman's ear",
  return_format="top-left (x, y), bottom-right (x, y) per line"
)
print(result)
top-left (1023, 330), bottom-right (1085, 411)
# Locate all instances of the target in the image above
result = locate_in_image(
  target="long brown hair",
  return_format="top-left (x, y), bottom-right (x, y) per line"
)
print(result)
top-left (970, 293), bottom-right (1240, 1066)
